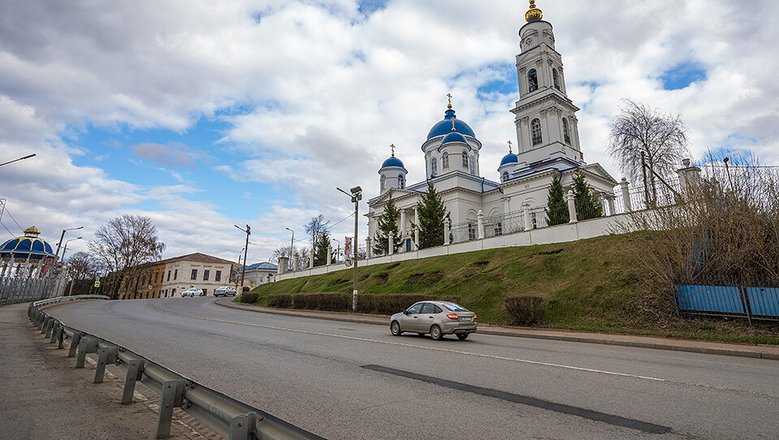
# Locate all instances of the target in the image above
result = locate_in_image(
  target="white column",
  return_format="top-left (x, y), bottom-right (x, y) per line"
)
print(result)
top-left (326, 247), bottom-right (332, 265)
top-left (413, 206), bottom-right (420, 250)
top-left (399, 209), bottom-right (407, 238)
top-left (620, 178), bottom-right (632, 213)
top-left (365, 238), bottom-right (371, 259)
top-left (677, 159), bottom-right (702, 195)
top-left (607, 197), bottom-right (616, 217)
top-left (503, 196), bottom-right (511, 214)
top-left (477, 210), bottom-right (485, 240)
top-left (388, 235), bottom-right (394, 255)
top-left (443, 217), bottom-right (450, 246)
top-left (566, 190), bottom-right (578, 223)
top-left (309, 251), bottom-right (314, 268)
top-left (523, 202), bottom-right (532, 232)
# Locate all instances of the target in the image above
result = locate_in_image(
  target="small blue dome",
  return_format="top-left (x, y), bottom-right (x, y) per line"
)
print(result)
top-left (0, 226), bottom-right (55, 261)
top-left (427, 109), bottom-right (475, 140)
top-left (500, 152), bottom-right (518, 166)
top-left (381, 156), bottom-right (405, 168)
top-left (442, 131), bottom-right (467, 144)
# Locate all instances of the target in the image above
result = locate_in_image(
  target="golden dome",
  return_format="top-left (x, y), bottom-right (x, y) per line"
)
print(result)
top-left (525, 0), bottom-right (543, 22)
top-left (23, 226), bottom-right (41, 236)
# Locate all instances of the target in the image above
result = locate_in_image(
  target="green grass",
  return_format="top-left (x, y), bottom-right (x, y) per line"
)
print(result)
top-left (253, 232), bottom-right (779, 345)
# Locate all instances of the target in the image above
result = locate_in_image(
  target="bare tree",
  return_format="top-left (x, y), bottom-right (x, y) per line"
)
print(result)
top-left (66, 251), bottom-right (99, 281)
top-left (608, 99), bottom-right (688, 207)
top-left (304, 214), bottom-right (330, 247)
top-left (88, 214), bottom-right (165, 299)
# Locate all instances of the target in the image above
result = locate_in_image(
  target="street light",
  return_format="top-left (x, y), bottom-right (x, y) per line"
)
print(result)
top-left (55, 226), bottom-right (84, 261)
top-left (285, 227), bottom-right (295, 270)
top-left (60, 237), bottom-right (82, 261)
top-left (0, 153), bottom-right (36, 168)
top-left (331, 238), bottom-right (341, 263)
top-left (337, 185), bottom-right (362, 311)
top-left (234, 224), bottom-right (251, 292)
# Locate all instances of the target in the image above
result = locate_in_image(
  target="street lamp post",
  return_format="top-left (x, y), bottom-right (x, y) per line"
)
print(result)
top-left (234, 225), bottom-right (251, 292)
top-left (337, 186), bottom-right (362, 311)
top-left (54, 226), bottom-right (84, 262)
top-left (285, 227), bottom-right (295, 270)
top-left (59, 236), bottom-right (81, 296)
top-left (0, 153), bottom-right (36, 168)
top-left (331, 238), bottom-right (341, 263)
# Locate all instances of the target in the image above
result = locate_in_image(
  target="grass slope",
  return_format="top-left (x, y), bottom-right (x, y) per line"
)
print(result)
top-left (253, 232), bottom-right (779, 344)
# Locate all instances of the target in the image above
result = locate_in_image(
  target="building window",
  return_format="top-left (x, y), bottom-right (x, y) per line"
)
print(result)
top-left (203, 269), bottom-right (210, 281)
top-left (166, 270), bottom-right (171, 282)
top-left (462, 151), bottom-right (469, 168)
top-left (531, 212), bottom-right (538, 229)
top-left (531, 118), bottom-right (543, 145)
top-left (502, 172), bottom-right (509, 182)
top-left (469, 156), bottom-right (475, 175)
top-left (215, 270), bottom-right (221, 282)
top-left (442, 152), bottom-right (449, 169)
top-left (154, 272), bottom-right (158, 283)
top-left (553, 68), bottom-right (560, 90)
top-left (190, 269), bottom-right (197, 280)
top-left (174, 269), bottom-right (178, 280)
top-left (528, 69), bottom-right (538, 92)
top-left (431, 158), bottom-right (437, 176)
top-left (398, 174), bottom-right (405, 189)
top-left (468, 223), bottom-right (476, 241)
top-left (495, 222), bottom-right (503, 236)
top-left (563, 118), bottom-right (571, 144)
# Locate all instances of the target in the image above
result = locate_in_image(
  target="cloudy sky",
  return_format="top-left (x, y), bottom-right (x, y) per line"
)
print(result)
top-left (1, 0), bottom-right (777, 264)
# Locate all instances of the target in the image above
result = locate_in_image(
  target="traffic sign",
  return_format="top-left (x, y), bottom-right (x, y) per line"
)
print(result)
top-left (94, 280), bottom-right (101, 288)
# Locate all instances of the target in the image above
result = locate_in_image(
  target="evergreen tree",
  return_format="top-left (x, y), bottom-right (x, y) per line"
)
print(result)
top-left (416, 182), bottom-right (447, 249)
top-left (372, 193), bottom-right (401, 256)
top-left (313, 231), bottom-right (330, 266)
top-left (572, 169), bottom-right (603, 220)
top-left (545, 172), bottom-right (569, 225)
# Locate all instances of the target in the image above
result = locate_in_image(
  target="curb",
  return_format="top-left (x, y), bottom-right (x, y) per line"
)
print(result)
top-left (215, 299), bottom-right (779, 361)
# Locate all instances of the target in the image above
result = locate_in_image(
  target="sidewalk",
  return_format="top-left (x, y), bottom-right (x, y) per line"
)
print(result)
top-left (0, 303), bottom-right (207, 440)
top-left (216, 299), bottom-right (779, 361)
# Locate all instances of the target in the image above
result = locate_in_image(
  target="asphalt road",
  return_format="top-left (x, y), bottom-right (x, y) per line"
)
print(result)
top-left (46, 298), bottom-right (778, 439)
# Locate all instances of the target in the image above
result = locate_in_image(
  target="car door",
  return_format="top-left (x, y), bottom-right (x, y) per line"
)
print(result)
top-left (419, 303), bottom-right (442, 333)
top-left (399, 303), bottom-right (423, 332)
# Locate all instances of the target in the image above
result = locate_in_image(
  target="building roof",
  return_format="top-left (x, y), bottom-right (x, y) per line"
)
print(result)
top-left (0, 226), bottom-right (55, 261)
top-left (381, 156), bottom-right (405, 169)
top-left (244, 262), bottom-right (278, 271)
top-left (163, 252), bottom-right (235, 265)
top-left (426, 108), bottom-right (475, 140)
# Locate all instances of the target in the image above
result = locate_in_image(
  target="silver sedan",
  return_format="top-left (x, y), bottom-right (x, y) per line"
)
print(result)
top-left (390, 301), bottom-right (477, 340)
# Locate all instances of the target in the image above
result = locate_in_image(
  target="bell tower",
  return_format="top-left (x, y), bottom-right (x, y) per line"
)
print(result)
top-left (511, 0), bottom-right (583, 170)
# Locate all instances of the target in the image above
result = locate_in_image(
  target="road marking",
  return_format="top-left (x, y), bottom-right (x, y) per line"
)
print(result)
top-left (362, 364), bottom-right (672, 434)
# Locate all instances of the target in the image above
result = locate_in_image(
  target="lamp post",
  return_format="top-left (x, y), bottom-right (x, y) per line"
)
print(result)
top-left (54, 226), bottom-right (84, 262)
top-left (0, 153), bottom-right (36, 168)
top-left (337, 185), bottom-right (362, 311)
top-left (285, 227), bottom-right (295, 270)
top-left (60, 237), bottom-right (82, 261)
top-left (234, 225), bottom-right (250, 292)
top-left (331, 238), bottom-right (341, 263)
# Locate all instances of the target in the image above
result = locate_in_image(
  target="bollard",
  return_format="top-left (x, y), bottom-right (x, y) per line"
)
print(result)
top-left (75, 336), bottom-right (98, 369)
top-left (49, 322), bottom-right (59, 343)
top-left (56, 326), bottom-right (65, 349)
top-left (68, 332), bottom-right (82, 357)
top-left (122, 359), bottom-right (145, 404)
top-left (229, 412), bottom-right (258, 440)
top-left (41, 316), bottom-right (50, 334)
top-left (156, 380), bottom-right (185, 439)
top-left (94, 345), bottom-right (118, 383)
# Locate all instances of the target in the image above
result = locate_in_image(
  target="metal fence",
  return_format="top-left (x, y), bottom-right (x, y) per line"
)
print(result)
top-left (0, 277), bottom-right (59, 304)
top-left (28, 296), bottom-right (324, 440)
top-left (675, 284), bottom-right (779, 324)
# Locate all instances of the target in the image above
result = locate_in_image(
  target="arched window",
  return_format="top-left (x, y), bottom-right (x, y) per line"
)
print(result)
top-left (431, 158), bottom-right (437, 176)
top-left (462, 151), bottom-right (469, 168)
top-left (528, 69), bottom-right (538, 92)
top-left (469, 155), bottom-right (475, 174)
top-left (502, 172), bottom-right (509, 182)
top-left (563, 118), bottom-right (571, 144)
top-left (531, 118), bottom-right (543, 145)
top-left (398, 174), bottom-right (405, 189)
top-left (442, 152), bottom-right (449, 169)
top-left (380, 175), bottom-right (386, 191)
top-left (553, 68), bottom-right (560, 91)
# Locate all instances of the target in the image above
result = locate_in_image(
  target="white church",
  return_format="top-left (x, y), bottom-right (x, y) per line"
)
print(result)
top-left (367, 0), bottom-right (619, 253)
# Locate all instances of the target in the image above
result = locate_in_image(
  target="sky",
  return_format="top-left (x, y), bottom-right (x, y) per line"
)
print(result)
top-left (1, 0), bottom-right (778, 264)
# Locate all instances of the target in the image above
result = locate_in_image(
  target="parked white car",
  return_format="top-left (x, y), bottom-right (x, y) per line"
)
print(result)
top-left (181, 288), bottom-right (205, 297)
top-left (214, 286), bottom-right (237, 297)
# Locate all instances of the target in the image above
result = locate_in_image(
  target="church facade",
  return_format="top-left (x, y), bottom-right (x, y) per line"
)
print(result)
top-left (367, 1), bottom-right (618, 253)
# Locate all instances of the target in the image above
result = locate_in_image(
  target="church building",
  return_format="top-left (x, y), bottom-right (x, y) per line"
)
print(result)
top-left (367, 0), bottom-right (618, 253)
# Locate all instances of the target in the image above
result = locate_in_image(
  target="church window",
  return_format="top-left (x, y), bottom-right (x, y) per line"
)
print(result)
top-left (528, 69), bottom-right (538, 92)
top-left (495, 222), bottom-right (503, 236)
top-left (563, 118), bottom-right (571, 144)
top-left (431, 158), bottom-right (437, 176)
top-left (469, 155), bottom-right (475, 174)
top-left (468, 223), bottom-right (476, 241)
top-left (442, 152), bottom-right (449, 169)
top-left (462, 151), bottom-right (469, 168)
top-left (398, 174), bottom-right (405, 189)
top-left (502, 172), bottom-right (509, 182)
top-left (531, 212), bottom-right (538, 229)
top-left (553, 68), bottom-right (560, 91)
top-left (531, 118), bottom-right (543, 145)
top-left (380, 175), bottom-right (386, 191)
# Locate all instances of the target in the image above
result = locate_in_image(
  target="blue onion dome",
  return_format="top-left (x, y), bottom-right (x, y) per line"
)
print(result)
top-left (442, 131), bottom-right (467, 144)
top-left (381, 144), bottom-right (406, 170)
top-left (500, 141), bottom-right (518, 165)
top-left (427, 102), bottom-right (476, 140)
top-left (0, 226), bottom-right (56, 260)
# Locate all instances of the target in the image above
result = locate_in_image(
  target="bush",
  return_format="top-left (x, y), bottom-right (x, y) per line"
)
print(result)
top-left (356, 294), bottom-right (464, 315)
top-left (240, 292), bottom-right (259, 304)
top-left (292, 293), bottom-right (350, 311)
top-left (505, 296), bottom-right (544, 326)
top-left (268, 294), bottom-right (293, 308)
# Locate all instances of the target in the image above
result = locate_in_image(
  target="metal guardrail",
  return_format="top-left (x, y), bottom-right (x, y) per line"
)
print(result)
top-left (675, 284), bottom-right (779, 325)
top-left (28, 296), bottom-right (324, 440)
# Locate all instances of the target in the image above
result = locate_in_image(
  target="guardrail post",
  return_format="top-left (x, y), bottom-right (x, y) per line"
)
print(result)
top-left (122, 359), bottom-right (145, 404)
top-left (156, 380), bottom-right (185, 439)
top-left (94, 345), bottom-right (118, 383)
top-left (56, 325), bottom-right (65, 349)
top-left (76, 336), bottom-right (98, 369)
top-left (229, 412), bottom-right (258, 440)
top-left (46, 318), bottom-right (55, 338)
top-left (68, 332), bottom-right (82, 357)
top-left (49, 322), bottom-right (60, 343)
top-left (40, 316), bottom-right (50, 333)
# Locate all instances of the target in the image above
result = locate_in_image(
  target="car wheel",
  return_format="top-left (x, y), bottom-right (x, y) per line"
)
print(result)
top-left (456, 333), bottom-right (469, 341)
top-left (390, 321), bottom-right (402, 336)
top-left (430, 325), bottom-right (443, 341)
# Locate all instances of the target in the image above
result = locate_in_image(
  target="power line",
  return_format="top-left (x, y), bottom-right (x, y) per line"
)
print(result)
top-left (3, 205), bottom-right (25, 232)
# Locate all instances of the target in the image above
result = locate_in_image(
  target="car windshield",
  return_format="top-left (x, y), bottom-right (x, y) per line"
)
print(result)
top-left (440, 302), bottom-right (469, 312)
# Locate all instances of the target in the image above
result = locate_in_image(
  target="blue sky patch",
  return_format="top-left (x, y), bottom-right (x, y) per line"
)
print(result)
top-left (358, 0), bottom-right (389, 16)
top-left (660, 61), bottom-right (707, 90)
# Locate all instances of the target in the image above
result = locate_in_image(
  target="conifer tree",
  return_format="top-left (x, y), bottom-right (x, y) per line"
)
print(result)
top-left (545, 172), bottom-right (569, 225)
top-left (313, 231), bottom-right (330, 266)
top-left (572, 169), bottom-right (603, 220)
top-left (416, 182), bottom-right (447, 249)
top-left (372, 193), bottom-right (401, 255)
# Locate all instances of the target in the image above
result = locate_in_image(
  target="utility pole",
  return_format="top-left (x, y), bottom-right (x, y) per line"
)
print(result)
top-left (338, 186), bottom-right (362, 311)
top-left (234, 224), bottom-right (251, 292)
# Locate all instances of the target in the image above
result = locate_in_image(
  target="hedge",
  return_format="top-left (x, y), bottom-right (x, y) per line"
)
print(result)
top-left (240, 292), bottom-right (259, 304)
top-left (504, 296), bottom-right (544, 326)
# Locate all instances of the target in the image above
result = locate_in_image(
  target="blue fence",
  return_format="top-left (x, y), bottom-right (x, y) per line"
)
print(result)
top-left (675, 284), bottom-right (779, 323)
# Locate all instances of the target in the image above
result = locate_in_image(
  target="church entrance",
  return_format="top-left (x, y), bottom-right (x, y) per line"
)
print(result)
top-left (405, 239), bottom-right (412, 252)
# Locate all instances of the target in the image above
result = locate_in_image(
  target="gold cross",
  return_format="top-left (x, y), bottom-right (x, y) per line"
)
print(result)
top-left (390, 143), bottom-right (395, 157)
top-left (507, 140), bottom-right (512, 153)
top-left (446, 92), bottom-right (453, 109)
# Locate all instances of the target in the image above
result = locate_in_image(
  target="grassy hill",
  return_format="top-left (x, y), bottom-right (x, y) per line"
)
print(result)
top-left (252, 232), bottom-right (779, 344)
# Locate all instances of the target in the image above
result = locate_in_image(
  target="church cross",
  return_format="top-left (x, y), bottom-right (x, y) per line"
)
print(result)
top-left (390, 143), bottom-right (395, 157)
top-left (447, 92), bottom-right (453, 109)
top-left (508, 140), bottom-right (513, 153)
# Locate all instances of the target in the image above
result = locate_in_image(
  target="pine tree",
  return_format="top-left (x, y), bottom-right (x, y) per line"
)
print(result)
top-left (313, 231), bottom-right (330, 266)
top-left (572, 169), bottom-right (603, 220)
top-left (545, 172), bottom-right (569, 225)
top-left (417, 182), bottom-right (447, 249)
top-left (372, 193), bottom-right (401, 256)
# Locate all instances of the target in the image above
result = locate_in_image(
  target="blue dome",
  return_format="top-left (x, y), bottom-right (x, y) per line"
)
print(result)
top-left (0, 227), bottom-right (55, 261)
top-left (427, 109), bottom-right (475, 140)
top-left (441, 131), bottom-right (467, 144)
top-left (500, 152), bottom-right (518, 166)
top-left (381, 156), bottom-right (405, 168)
